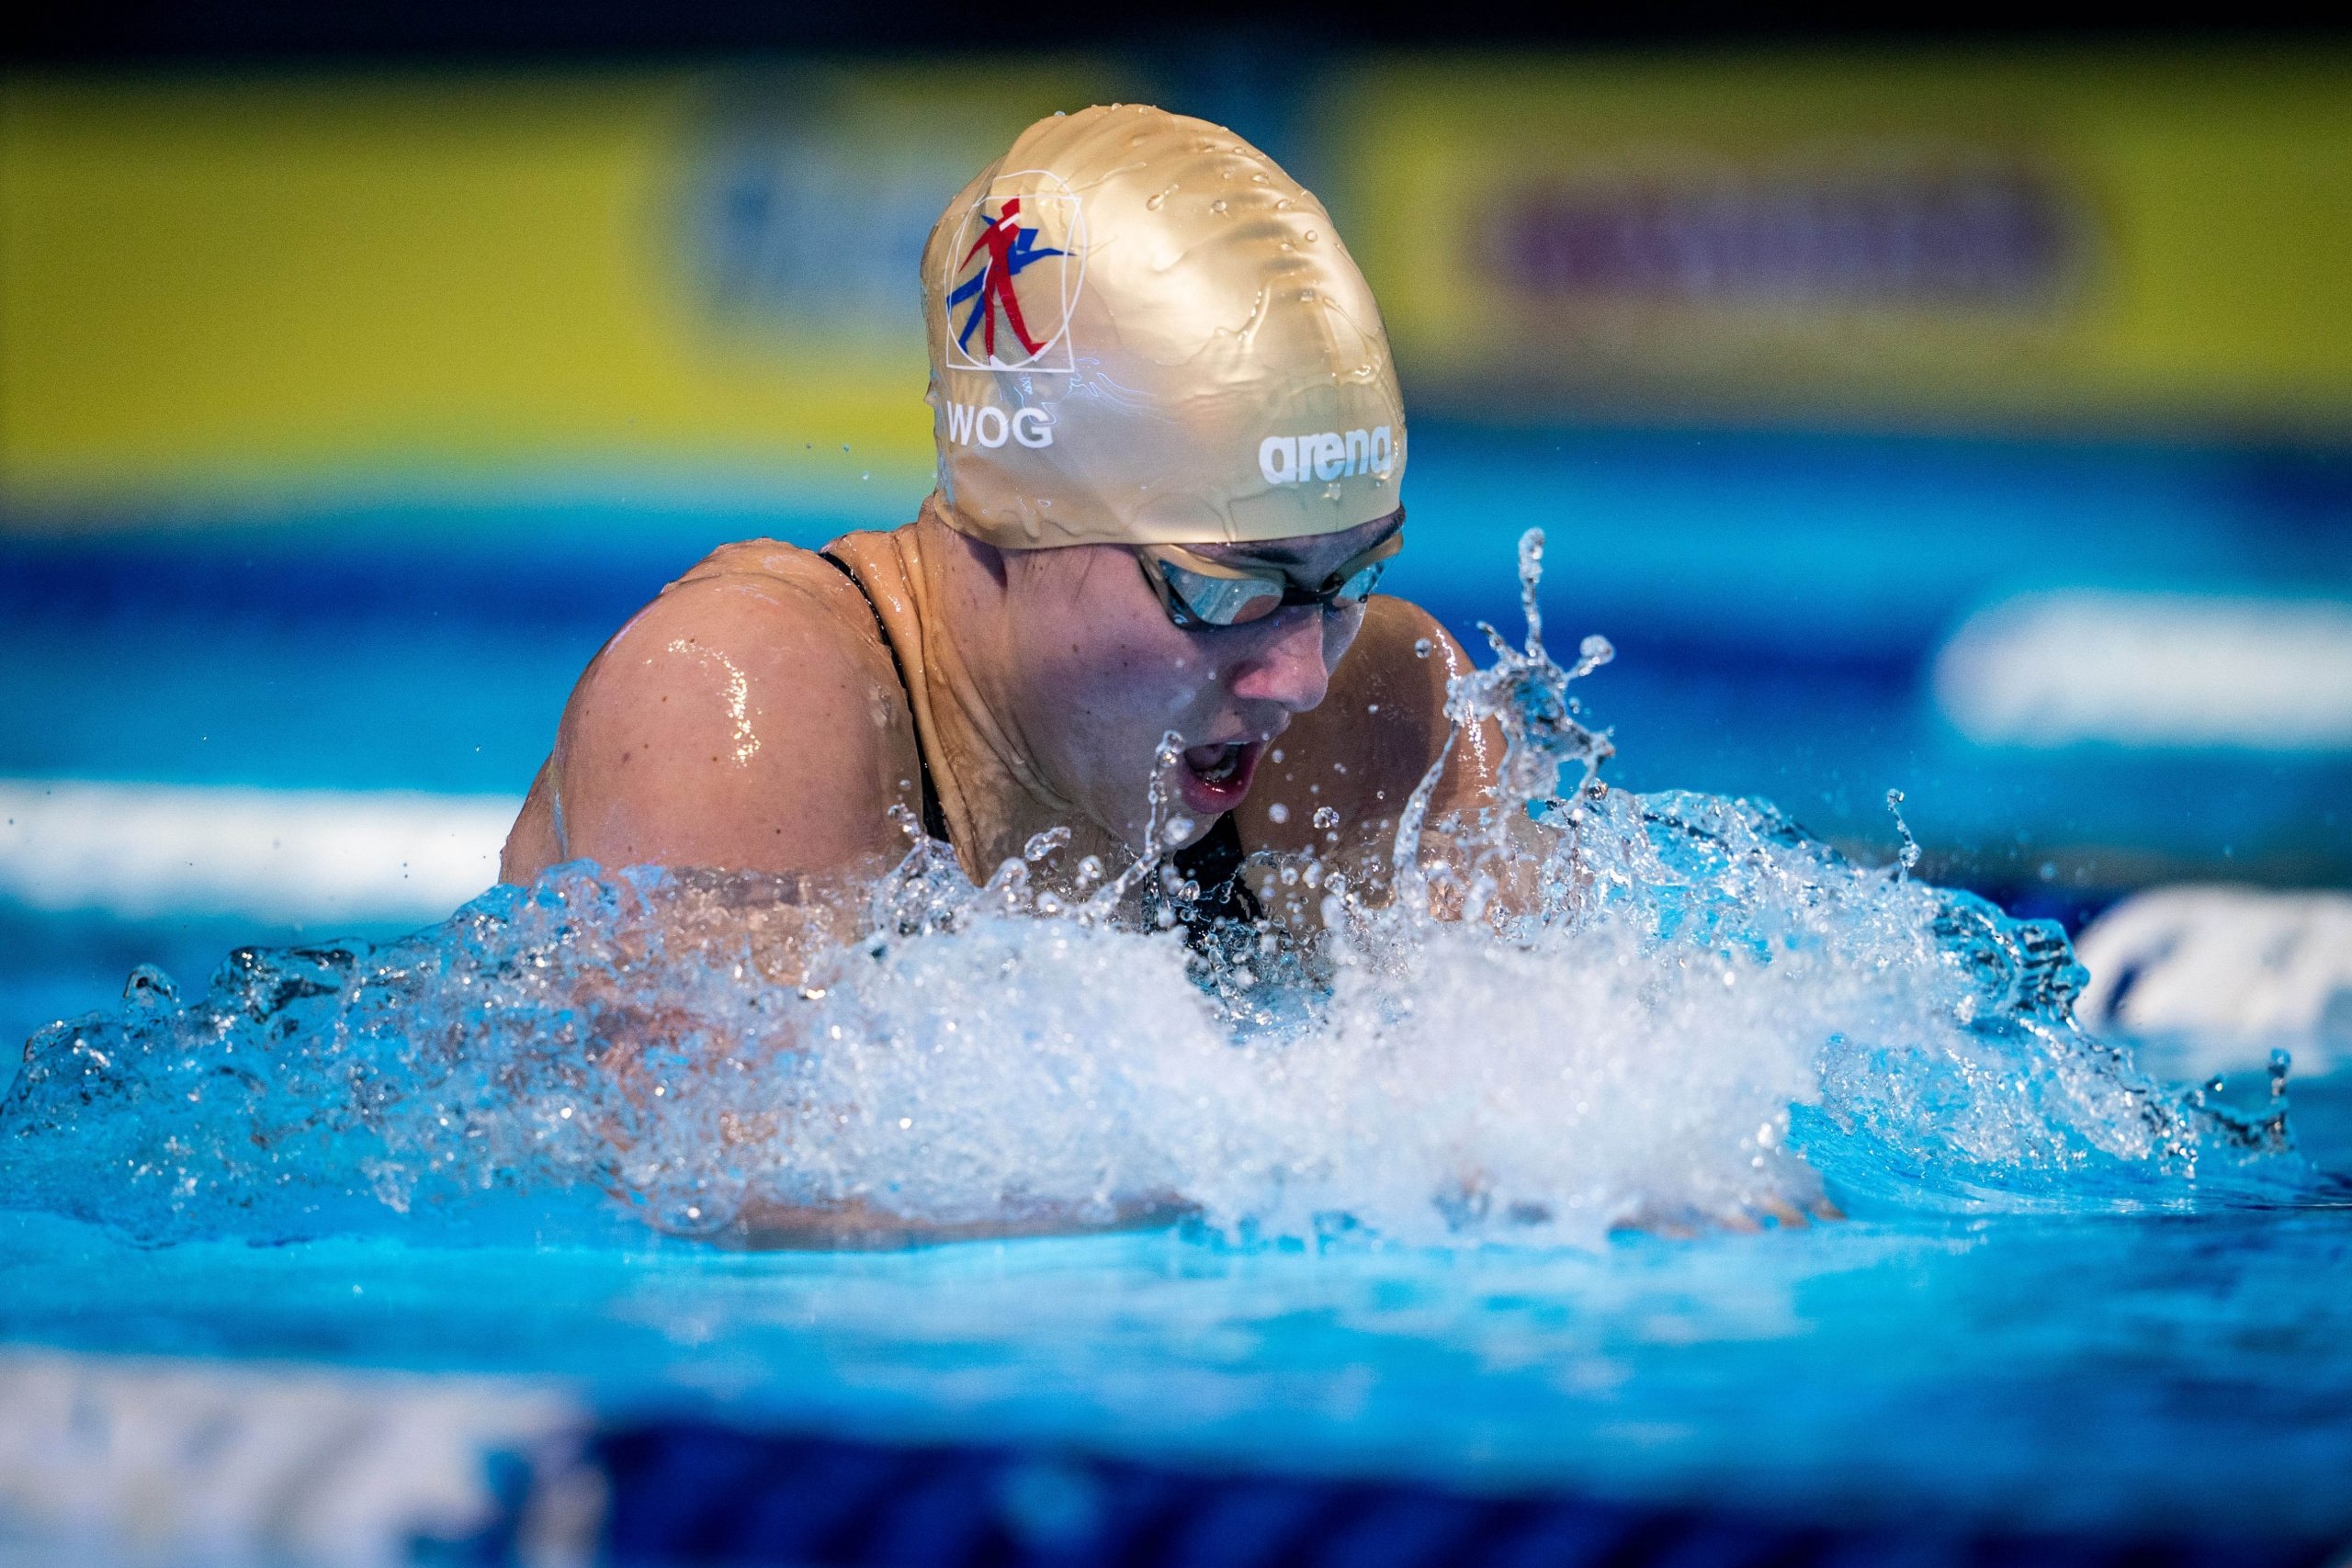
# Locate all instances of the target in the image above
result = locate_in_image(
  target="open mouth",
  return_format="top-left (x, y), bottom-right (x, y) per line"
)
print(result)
top-left (1177, 739), bottom-right (1263, 815)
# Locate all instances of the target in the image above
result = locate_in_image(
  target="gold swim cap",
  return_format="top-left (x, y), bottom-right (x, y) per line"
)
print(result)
top-left (921, 104), bottom-right (1407, 549)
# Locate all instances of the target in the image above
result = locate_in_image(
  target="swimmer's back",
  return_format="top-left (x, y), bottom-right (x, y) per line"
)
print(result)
top-left (500, 538), bottom-right (926, 886)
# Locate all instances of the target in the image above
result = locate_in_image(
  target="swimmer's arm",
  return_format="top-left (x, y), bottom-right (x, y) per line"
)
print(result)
top-left (1238, 597), bottom-right (1504, 903)
top-left (501, 564), bottom-right (923, 887)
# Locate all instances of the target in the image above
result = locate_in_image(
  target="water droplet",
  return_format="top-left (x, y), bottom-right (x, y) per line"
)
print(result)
top-left (1304, 230), bottom-right (1318, 242)
top-left (1164, 817), bottom-right (1195, 845)
top-left (1023, 826), bottom-right (1070, 863)
top-left (1146, 193), bottom-right (1165, 210)
top-left (1413, 637), bottom-right (1433, 659)
top-left (1251, 174), bottom-right (1269, 184)
top-left (1885, 788), bottom-right (1922, 878)
top-left (123, 964), bottom-right (179, 1005)
top-left (1313, 806), bottom-right (1340, 830)
top-left (1267, 802), bottom-right (1290, 824)
top-left (1210, 198), bottom-right (1227, 214)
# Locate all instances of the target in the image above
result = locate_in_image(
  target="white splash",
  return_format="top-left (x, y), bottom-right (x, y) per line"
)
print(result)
top-left (0, 535), bottom-right (2313, 1251)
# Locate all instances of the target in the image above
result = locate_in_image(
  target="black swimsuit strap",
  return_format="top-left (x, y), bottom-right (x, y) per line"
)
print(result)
top-left (1169, 809), bottom-right (1263, 930)
top-left (817, 547), bottom-right (1261, 931)
top-left (820, 549), bottom-right (953, 846)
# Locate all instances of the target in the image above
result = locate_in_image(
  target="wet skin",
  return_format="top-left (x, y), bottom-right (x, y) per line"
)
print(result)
top-left (501, 502), bottom-right (1502, 922)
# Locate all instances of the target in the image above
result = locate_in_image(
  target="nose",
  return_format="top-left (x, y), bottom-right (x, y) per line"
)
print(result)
top-left (1227, 604), bottom-right (1332, 714)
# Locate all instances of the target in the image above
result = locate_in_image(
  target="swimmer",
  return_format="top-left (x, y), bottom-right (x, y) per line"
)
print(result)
top-left (501, 104), bottom-right (1503, 940)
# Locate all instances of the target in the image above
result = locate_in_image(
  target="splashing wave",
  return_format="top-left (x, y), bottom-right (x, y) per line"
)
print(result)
top-left (0, 533), bottom-right (2313, 1248)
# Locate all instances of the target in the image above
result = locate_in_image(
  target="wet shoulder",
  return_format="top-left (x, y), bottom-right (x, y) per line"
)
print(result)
top-left (669, 536), bottom-right (857, 603)
top-left (588, 535), bottom-right (913, 754)
top-left (536, 536), bottom-right (925, 878)
top-left (632, 536), bottom-right (899, 688)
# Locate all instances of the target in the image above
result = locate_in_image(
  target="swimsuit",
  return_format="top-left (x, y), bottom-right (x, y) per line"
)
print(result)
top-left (820, 550), bottom-right (1261, 937)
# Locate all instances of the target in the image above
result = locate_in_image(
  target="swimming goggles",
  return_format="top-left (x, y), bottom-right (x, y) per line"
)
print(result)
top-left (1136, 515), bottom-right (1404, 629)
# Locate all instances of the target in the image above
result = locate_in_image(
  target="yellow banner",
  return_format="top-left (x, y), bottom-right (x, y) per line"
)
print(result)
top-left (0, 63), bottom-right (1128, 513)
top-left (10, 53), bottom-right (2346, 520)
top-left (1321, 51), bottom-right (2352, 428)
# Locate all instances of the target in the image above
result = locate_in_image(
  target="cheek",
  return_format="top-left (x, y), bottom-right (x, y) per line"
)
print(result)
top-left (1017, 568), bottom-right (1216, 744)
top-left (1038, 623), bottom-right (1204, 737)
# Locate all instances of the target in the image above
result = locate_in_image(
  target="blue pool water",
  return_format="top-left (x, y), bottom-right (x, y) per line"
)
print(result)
top-left (5, 424), bottom-right (2351, 1554)
top-left (5, 1205), bottom-right (2352, 1543)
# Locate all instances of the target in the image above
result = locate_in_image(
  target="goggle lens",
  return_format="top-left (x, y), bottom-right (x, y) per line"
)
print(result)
top-left (1157, 562), bottom-right (1287, 626)
top-left (1142, 524), bottom-right (1401, 629)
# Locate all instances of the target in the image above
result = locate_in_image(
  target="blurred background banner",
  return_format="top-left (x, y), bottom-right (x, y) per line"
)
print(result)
top-left (0, 62), bottom-right (1127, 515)
top-left (6, 48), bottom-right (2350, 523)
top-left (1327, 51), bottom-right (2352, 431)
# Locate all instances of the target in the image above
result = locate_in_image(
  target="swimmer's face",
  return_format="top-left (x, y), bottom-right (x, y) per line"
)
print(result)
top-left (1000, 512), bottom-right (1398, 852)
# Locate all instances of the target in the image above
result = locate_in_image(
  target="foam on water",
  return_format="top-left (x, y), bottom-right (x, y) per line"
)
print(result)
top-left (0, 532), bottom-right (2317, 1248)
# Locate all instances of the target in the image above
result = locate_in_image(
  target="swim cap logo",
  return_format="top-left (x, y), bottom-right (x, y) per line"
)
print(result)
top-left (942, 176), bottom-right (1084, 374)
top-left (1260, 427), bottom-right (1395, 486)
